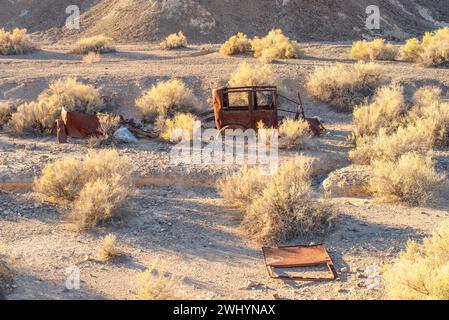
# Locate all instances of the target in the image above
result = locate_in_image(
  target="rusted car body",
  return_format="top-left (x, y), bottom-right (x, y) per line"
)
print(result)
top-left (56, 108), bottom-right (101, 143)
top-left (212, 86), bottom-right (324, 136)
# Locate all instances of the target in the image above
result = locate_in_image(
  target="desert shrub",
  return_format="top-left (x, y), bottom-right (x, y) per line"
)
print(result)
top-left (399, 38), bottom-right (423, 62)
top-left (218, 166), bottom-right (267, 208)
top-left (136, 79), bottom-right (199, 123)
top-left (160, 32), bottom-right (187, 50)
top-left (413, 86), bottom-right (442, 108)
top-left (0, 102), bottom-right (15, 127)
top-left (383, 222), bottom-right (449, 300)
top-left (219, 157), bottom-right (333, 243)
top-left (98, 234), bottom-right (121, 260)
top-left (244, 158), bottom-right (332, 243)
top-left (370, 152), bottom-right (445, 205)
top-left (399, 28), bottom-right (449, 67)
top-left (82, 52), bottom-right (101, 64)
top-left (251, 29), bottom-right (304, 63)
top-left (350, 119), bottom-right (435, 165)
top-left (353, 84), bottom-right (408, 139)
top-left (137, 260), bottom-right (178, 300)
top-left (0, 256), bottom-right (13, 298)
top-left (35, 158), bottom-right (85, 201)
top-left (219, 32), bottom-right (252, 56)
top-left (351, 38), bottom-right (398, 62)
top-left (35, 150), bottom-right (135, 229)
top-left (306, 62), bottom-right (384, 112)
top-left (72, 35), bottom-right (115, 55)
top-left (8, 78), bottom-right (104, 133)
top-left (160, 112), bottom-right (199, 143)
top-left (0, 28), bottom-right (35, 55)
top-left (278, 118), bottom-right (310, 149)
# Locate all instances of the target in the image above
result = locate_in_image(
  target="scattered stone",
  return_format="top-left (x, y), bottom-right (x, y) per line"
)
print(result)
top-left (340, 267), bottom-right (349, 273)
top-left (322, 165), bottom-right (372, 197)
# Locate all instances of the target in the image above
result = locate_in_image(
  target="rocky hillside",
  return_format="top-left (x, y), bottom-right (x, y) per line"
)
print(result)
top-left (1, 0), bottom-right (448, 43)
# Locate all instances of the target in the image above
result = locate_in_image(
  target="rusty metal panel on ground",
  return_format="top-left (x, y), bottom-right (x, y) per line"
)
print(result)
top-left (262, 244), bottom-right (338, 281)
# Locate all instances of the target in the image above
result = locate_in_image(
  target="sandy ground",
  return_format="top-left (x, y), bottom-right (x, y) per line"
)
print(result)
top-left (0, 43), bottom-right (448, 300)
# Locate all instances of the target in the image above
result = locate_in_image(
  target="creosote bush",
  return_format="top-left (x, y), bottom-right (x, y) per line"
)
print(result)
top-left (351, 38), bottom-right (397, 62)
top-left (306, 62), bottom-right (384, 112)
top-left (219, 32), bottom-right (252, 56)
top-left (383, 222), bottom-right (449, 300)
top-left (8, 78), bottom-right (104, 134)
top-left (251, 29), bottom-right (304, 64)
top-left (160, 112), bottom-right (199, 143)
top-left (137, 260), bottom-right (178, 300)
top-left (370, 152), bottom-right (444, 205)
top-left (72, 35), bottom-right (115, 55)
top-left (0, 103), bottom-right (15, 127)
top-left (399, 27), bottom-right (449, 67)
top-left (218, 157), bottom-right (333, 243)
top-left (0, 28), bottom-right (35, 55)
top-left (35, 149), bottom-right (135, 230)
top-left (135, 79), bottom-right (199, 123)
top-left (160, 32), bottom-right (187, 50)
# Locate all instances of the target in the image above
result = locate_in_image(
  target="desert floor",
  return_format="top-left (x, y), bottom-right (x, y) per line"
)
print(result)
top-left (1, 43), bottom-right (448, 300)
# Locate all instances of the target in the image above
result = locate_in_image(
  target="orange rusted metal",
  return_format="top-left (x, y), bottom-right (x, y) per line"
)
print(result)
top-left (212, 86), bottom-right (324, 136)
top-left (56, 109), bottom-right (102, 143)
top-left (262, 244), bottom-right (339, 281)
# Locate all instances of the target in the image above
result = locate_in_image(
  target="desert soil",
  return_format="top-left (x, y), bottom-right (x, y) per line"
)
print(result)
top-left (1, 43), bottom-right (448, 300)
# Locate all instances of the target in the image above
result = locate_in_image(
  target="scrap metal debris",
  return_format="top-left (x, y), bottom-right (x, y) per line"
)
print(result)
top-left (262, 244), bottom-right (338, 281)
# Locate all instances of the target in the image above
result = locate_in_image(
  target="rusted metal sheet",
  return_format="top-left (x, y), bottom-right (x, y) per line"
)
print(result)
top-left (262, 244), bottom-right (338, 281)
top-left (61, 109), bottom-right (101, 138)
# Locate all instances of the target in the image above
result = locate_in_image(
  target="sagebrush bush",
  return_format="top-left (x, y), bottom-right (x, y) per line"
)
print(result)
top-left (160, 32), bottom-right (187, 50)
top-left (218, 157), bottom-right (333, 243)
top-left (137, 260), bottom-right (178, 300)
top-left (351, 38), bottom-right (397, 62)
top-left (370, 152), bottom-right (445, 205)
top-left (98, 234), bottom-right (121, 261)
top-left (8, 78), bottom-right (104, 133)
top-left (278, 118), bottom-right (310, 149)
top-left (217, 166), bottom-right (268, 208)
top-left (383, 222), bottom-right (449, 300)
top-left (399, 28), bottom-right (449, 67)
top-left (251, 29), bottom-right (304, 64)
top-left (353, 84), bottom-right (408, 139)
top-left (399, 38), bottom-right (423, 62)
top-left (82, 52), bottom-right (101, 64)
top-left (136, 79), bottom-right (199, 123)
top-left (306, 62), bottom-right (384, 112)
top-left (0, 28), bottom-right (35, 55)
top-left (350, 120), bottom-right (435, 165)
top-left (160, 112), bottom-right (199, 143)
top-left (0, 102), bottom-right (15, 127)
top-left (35, 150), bottom-right (135, 230)
top-left (72, 35), bottom-right (115, 55)
top-left (219, 32), bottom-right (252, 56)
top-left (98, 113), bottom-right (121, 137)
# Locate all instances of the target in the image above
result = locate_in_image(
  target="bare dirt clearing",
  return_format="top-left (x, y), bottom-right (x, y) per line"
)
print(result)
top-left (1, 43), bottom-right (449, 300)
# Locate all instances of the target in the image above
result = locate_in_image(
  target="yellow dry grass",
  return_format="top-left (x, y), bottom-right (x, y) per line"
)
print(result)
top-left (160, 32), bottom-right (188, 50)
top-left (0, 28), bottom-right (35, 55)
top-left (82, 52), bottom-right (101, 64)
top-left (218, 157), bottom-right (333, 243)
top-left (160, 112), bottom-right (199, 143)
top-left (278, 118), bottom-right (310, 149)
top-left (98, 234), bottom-right (121, 261)
top-left (136, 79), bottom-right (199, 122)
top-left (383, 222), bottom-right (449, 300)
top-left (370, 152), bottom-right (445, 205)
top-left (351, 38), bottom-right (398, 62)
top-left (8, 78), bottom-right (104, 133)
top-left (251, 29), bottom-right (304, 64)
top-left (137, 260), bottom-right (178, 300)
top-left (72, 35), bottom-right (115, 55)
top-left (35, 150), bottom-right (135, 230)
top-left (219, 32), bottom-right (252, 56)
top-left (306, 62), bottom-right (384, 112)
